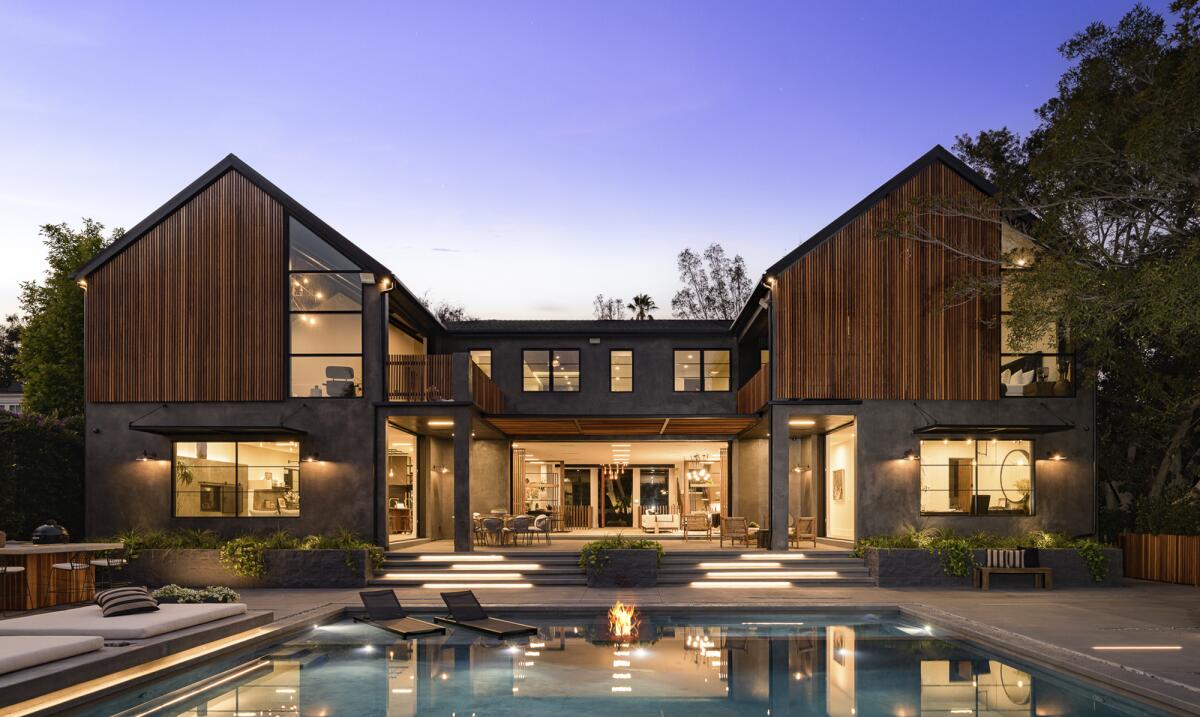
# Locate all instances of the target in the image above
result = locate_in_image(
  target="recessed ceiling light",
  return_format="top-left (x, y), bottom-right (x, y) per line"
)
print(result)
top-left (789, 419), bottom-right (816, 426)
top-left (427, 420), bottom-right (454, 427)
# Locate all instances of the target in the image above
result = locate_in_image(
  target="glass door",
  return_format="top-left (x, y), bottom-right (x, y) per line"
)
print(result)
top-left (602, 468), bottom-right (634, 527)
top-left (386, 424), bottom-right (418, 543)
top-left (563, 468), bottom-right (594, 528)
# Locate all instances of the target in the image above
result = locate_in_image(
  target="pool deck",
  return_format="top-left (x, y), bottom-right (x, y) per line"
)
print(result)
top-left (235, 579), bottom-right (1200, 715)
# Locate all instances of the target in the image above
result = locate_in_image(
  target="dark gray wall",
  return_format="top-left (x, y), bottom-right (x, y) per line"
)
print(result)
top-left (440, 330), bottom-right (738, 415)
top-left (733, 437), bottom-right (769, 526)
top-left (470, 439), bottom-right (510, 515)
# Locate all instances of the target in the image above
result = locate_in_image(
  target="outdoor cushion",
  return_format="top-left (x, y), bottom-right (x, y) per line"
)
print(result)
top-left (0, 603), bottom-right (247, 639)
top-left (0, 636), bottom-right (103, 676)
top-left (96, 586), bottom-right (158, 617)
top-left (986, 549), bottom-right (1025, 568)
top-left (1019, 547), bottom-right (1041, 567)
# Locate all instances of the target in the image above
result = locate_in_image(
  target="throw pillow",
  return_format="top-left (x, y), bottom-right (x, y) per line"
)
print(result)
top-left (97, 586), bottom-right (160, 617)
top-left (985, 549), bottom-right (1024, 568)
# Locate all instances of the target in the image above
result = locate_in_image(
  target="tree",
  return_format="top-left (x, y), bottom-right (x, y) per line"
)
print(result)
top-left (671, 243), bottom-right (754, 320)
top-left (626, 294), bottom-right (658, 320)
top-left (419, 293), bottom-right (476, 322)
top-left (17, 220), bottom-right (118, 417)
top-left (0, 314), bottom-right (21, 388)
top-left (592, 294), bottom-right (626, 320)
top-left (896, 2), bottom-right (1200, 508)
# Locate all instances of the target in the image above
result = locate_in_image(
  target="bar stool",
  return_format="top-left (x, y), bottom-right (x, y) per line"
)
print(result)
top-left (44, 552), bottom-right (94, 606)
top-left (90, 550), bottom-right (129, 590)
top-left (1, 563), bottom-right (27, 616)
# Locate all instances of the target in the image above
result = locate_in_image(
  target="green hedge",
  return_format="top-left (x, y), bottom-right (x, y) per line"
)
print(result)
top-left (0, 412), bottom-right (84, 538)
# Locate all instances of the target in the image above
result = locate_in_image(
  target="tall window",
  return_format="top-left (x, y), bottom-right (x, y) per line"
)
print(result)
top-left (674, 349), bottom-right (730, 391)
top-left (173, 441), bottom-right (300, 517)
top-left (289, 218), bottom-right (364, 397)
top-left (523, 349), bottom-right (579, 392)
top-left (470, 350), bottom-right (492, 378)
top-left (610, 350), bottom-right (633, 392)
top-left (919, 439), bottom-right (1034, 516)
top-left (1000, 228), bottom-right (1072, 398)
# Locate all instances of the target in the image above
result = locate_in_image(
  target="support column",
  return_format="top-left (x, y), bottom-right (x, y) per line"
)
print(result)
top-left (453, 408), bottom-right (473, 552)
top-left (768, 404), bottom-right (791, 551)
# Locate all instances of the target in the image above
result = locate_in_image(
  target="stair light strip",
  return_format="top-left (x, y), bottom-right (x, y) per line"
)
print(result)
top-left (740, 554), bottom-right (809, 560)
top-left (706, 571), bottom-right (838, 579)
top-left (417, 554), bottom-right (505, 561)
top-left (689, 581), bottom-right (790, 588)
top-left (387, 572), bottom-right (524, 580)
top-left (451, 563), bottom-right (540, 570)
top-left (698, 562), bottom-right (783, 569)
top-left (1091, 645), bottom-right (1182, 651)
top-left (421, 582), bottom-right (532, 589)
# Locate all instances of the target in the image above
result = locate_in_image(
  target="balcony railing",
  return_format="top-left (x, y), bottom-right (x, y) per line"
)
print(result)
top-left (736, 364), bottom-right (770, 414)
top-left (387, 353), bottom-right (505, 412)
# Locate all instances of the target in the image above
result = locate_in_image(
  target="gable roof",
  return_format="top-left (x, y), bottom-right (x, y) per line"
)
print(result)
top-left (71, 154), bottom-right (441, 330)
top-left (732, 144), bottom-right (996, 334)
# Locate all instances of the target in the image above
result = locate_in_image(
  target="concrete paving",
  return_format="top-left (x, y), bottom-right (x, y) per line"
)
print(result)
top-left (236, 578), bottom-right (1200, 714)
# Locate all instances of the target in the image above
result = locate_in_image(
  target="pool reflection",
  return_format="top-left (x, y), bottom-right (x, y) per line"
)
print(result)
top-left (135, 615), bottom-right (1148, 717)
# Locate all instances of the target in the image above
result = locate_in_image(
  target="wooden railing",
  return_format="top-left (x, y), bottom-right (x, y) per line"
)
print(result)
top-left (736, 364), bottom-right (770, 414)
top-left (1120, 533), bottom-right (1200, 586)
top-left (471, 362), bottom-right (504, 413)
top-left (387, 354), bottom-right (453, 402)
top-left (563, 504), bottom-right (593, 528)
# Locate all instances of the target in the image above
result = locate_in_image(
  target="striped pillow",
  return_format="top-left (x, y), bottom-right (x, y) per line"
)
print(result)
top-left (986, 549), bottom-right (1025, 568)
top-left (96, 586), bottom-right (159, 617)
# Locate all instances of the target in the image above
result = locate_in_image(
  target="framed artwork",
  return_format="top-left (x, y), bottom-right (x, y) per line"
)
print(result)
top-left (832, 469), bottom-right (845, 502)
top-left (832, 631), bottom-right (846, 666)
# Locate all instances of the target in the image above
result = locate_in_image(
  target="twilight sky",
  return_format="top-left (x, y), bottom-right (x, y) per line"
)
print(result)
top-left (0, 0), bottom-right (1166, 319)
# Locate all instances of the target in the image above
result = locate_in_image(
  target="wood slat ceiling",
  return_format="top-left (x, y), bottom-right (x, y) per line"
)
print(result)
top-left (485, 416), bottom-right (758, 437)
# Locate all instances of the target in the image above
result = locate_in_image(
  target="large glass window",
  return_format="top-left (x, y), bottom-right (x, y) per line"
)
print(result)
top-left (523, 349), bottom-right (579, 392)
top-left (289, 218), bottom-right (364, 397)
top-left (639, 468), bottom-right (669, 514)
top-left (470, 350), bottom-right (492, 378)
top-left (610, 350), bottom-right (633, 392)
top-left (919, 439), bottom-right (1034, 515)
top-left (674, 349), bottom-right (730, 391)
top-left (174, 441), bottom-right (300, 517)
top-left (999, 230), bottom-right (1073, 398)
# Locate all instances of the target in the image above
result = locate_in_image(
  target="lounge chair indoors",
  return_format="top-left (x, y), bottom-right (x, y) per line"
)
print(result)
top-left (434, 590), bottom-right (538, 638)
top-left (354, 589), bottom-right (445, 638)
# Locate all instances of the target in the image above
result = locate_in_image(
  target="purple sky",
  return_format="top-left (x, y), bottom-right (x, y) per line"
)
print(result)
top-left (0, 1), bottom-right (1167, 319)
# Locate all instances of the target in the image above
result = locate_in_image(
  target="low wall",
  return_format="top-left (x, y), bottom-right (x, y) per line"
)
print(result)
top-left (866, 548), bottom-right (1123, 588)
top-left (125, 549), bottom-right (372, 589)
top-left (1120, 533), bottom-right (1200, 586)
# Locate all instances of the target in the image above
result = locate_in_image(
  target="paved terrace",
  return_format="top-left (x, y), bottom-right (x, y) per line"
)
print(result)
top-left (234, 580), bottom-right (1200, 715)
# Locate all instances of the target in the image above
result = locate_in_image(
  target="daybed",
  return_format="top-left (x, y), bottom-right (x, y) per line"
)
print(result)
top-left (0, 635), bottom-right (103, 676)
top-left (0, 603), bottom-right (248, 640)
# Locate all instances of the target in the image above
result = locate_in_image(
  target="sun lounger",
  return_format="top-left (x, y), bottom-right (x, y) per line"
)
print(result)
top-left (0, 636), bottom-right (104, 676)
top-left (0, 603), bottom-right (247, 640)
top-left (434, 590), bottom-right (537, 638)
top-left (354, 589), bottom-right (445, 638)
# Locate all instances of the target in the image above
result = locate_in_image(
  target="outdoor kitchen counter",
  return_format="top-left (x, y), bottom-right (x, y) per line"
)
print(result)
top-left (0, 542), bottom-right (124, 610)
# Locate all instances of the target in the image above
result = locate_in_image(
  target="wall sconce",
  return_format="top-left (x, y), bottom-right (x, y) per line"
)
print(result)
top-left (433, 465), bottom-right (451, 475)
top-left (1046, 451), bottom-right (1067, 461)
top-left (77, 279), bottom-right (88, 290)
top-left (303, 452), bottom-right (322, 463)
top-left (792, 464), bottom-right (810, 473)
top-left (135, 449), bottom-right (157, 462)
top-left (902, 449), bottom-right (918, 461)
top-left (380, 276), bottom-right (394, 291)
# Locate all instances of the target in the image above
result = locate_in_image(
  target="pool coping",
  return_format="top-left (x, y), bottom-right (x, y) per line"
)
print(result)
top-left (12, 600), bottom-right (1198, 716)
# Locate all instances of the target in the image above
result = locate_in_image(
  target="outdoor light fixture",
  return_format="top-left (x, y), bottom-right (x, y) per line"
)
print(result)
top-left (789, 419), bottom-right (816, 426)
top-left (380, 276), bottom-right (393, 291)
top-left (1046, 451), bottom-right (1067, 461)
top-left (77, 279), bottom-right (87, 290)
top-left (303, 452), bottom-right (321, 463)
top-left (902, 449), bottom-right (918, 461)
top-left (428, 420), bottom-right (454, 427)
top-left (135, 449), bottom-right (157, 462)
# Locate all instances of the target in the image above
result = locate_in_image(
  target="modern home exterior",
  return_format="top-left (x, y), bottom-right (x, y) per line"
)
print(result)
top-left (76, 146), bottom-right (1094, 551)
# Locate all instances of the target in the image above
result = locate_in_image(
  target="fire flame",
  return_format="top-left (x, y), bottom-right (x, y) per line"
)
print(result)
top-left (608, 600), bottom-right (639, 639)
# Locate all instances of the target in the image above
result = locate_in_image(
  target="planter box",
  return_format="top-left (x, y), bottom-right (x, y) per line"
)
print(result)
top-left (585, 549), bottom-right (658, 587)
top-left (125, 549), bottom-right (372, 589)
top-left (865, 548), bottom-right (1123, 588)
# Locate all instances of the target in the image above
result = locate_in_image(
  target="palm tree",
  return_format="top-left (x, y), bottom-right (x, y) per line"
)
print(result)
top-left (626, 294), bottom-right (658, 320)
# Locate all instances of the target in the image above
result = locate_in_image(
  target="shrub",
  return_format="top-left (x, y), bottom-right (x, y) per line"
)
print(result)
top-left (0, 412), bottom-right (84, 538)
top-left (219, 535), bottom-right (272, 578)
top-left (1132, 490), bottom-right (1200, 536)
top-left (152, 584), bottom-right (241, 603)
top-left (302, 527), bottom-right (384, 570)
top-left (578, 535), bottom-right (664, 574)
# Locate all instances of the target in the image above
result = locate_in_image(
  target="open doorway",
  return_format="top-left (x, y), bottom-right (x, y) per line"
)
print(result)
top-left (825, 423), bottom-right (856, 541)
top-left (386, 422), bottom-right (418, 543)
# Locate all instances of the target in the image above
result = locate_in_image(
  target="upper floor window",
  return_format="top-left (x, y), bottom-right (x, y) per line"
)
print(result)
top-left (523, 349), bottom-right (579, 392)
top-left (919, 438), bottom-right (1033, 516)
top-left (289, 217), bottom-right (364, 398)
top-left (610, 350), bottom-right (633, 392)
top-left (1000, 226), bottom-right (1073, 398)
top-left (675, 349), bottom-right (730, 391)
top-left (173, 440), bottom-right (300, 517)
top-left (470, 350), bottom-right (492, 378)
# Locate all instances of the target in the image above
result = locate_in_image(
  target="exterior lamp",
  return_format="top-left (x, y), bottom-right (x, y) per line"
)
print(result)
top-left (1046, 451), bottom-right (1067, 461)
top-left (303, 452), bottom-right (321, 463)
top-left (77, 279), bottom-right (88, 290)
top-left (380, 276), bottom-right (394, 291)
top-left (902, 450), bottom-right (918, 461)
top-left (135, 449), bottom-right (157, 462)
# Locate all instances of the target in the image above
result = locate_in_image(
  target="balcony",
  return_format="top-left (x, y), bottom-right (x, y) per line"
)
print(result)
top-left (1000, 354), bottom-right (1074, 398)
top-left (736, 364), bottom-right (770, 414)
top-left (387, 353), bottom-right (504, 413)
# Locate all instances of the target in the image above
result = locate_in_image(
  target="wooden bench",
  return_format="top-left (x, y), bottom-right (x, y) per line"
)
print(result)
top-left (973, 566), bottom-right (1053, 590)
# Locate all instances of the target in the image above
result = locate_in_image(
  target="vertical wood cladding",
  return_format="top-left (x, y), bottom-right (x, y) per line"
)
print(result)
top-left (86, 170), bottom-right (285, 402)
top-left (774, 161), bottom-right (1000, 401)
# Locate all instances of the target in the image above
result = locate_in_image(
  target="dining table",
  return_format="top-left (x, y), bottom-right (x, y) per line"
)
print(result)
top-left (0, 541), bottom-right (124, 610)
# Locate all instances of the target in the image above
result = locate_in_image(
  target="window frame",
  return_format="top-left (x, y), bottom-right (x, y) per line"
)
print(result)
top-left (171, 439), bottom-right (302, 518)
top-left (917, 437), bottom-right (1037, 517)
top-left (609, 348), bottom-right (634, 393)
top-left (673, 348), bottom-right (732, 393)
top-left (469, 348), bottom-right (493, 379)
top-left (521, 348), bottom-right (581, 393)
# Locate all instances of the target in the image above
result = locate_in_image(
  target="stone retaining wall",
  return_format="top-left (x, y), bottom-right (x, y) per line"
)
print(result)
top-left (124, 549), bottom-right (372, 589)
top-left (865, 548), bottom-right (1123, 588)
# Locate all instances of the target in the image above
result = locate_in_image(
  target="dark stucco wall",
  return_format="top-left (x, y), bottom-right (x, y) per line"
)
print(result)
top-left (439, 330), bottom-right (739, 415)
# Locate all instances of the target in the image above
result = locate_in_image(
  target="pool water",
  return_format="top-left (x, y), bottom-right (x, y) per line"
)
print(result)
top-left (81, 611), bottom-right (1164, 716)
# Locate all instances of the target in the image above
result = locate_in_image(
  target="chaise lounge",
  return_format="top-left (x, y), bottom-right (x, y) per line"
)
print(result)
top-left (434, 590), bottom-right (538, 638)
top-left (354, 589), bottom-right (445, 638)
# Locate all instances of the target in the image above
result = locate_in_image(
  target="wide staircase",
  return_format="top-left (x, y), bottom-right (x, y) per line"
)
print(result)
top-left (372, 549), bottom-right (874, 589)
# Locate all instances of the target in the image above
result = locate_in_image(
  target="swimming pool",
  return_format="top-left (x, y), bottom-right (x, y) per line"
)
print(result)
top-left (75, 610), bottom-right (1166, 716)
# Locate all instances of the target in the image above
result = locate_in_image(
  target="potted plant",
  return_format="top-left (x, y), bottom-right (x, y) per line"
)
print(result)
top-left (579, 535), bottom-right (664, 587)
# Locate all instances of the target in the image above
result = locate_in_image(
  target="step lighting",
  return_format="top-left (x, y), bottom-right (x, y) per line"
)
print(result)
top-left (452, 563), bottom-right (540, 570)
top-left (612, 672), bottom-right (631, 679)
top-left (417, 554), bottom-right (504, 561)
top-left (705, 571), bottom-right (838, 579)
top-left (388, 572), bottom-right (524, 580)
top-left (698, 562), bottom-right (783, 569)
top-left (1091, 645), bottom-right (1182, 651)
top-left (421, 582), bottom-right (532, 589)
top-left (740, 554), bottom-right (809, 560)
top-left (611, 686), bottom-right (632, 693)
top-left (689, 581), bottom-right (790, 589)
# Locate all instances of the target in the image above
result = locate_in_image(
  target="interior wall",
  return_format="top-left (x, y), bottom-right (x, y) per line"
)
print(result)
top-left (388, 325), bottom-right (426, 356)
top-left (825, 424), bottom-right (856, 540)
top-left (427, 437), bottom-right (455, 540)
top-left (734, 437), bottom-right (769, 526)
top-left (788, 437), bottom-right (816, 520)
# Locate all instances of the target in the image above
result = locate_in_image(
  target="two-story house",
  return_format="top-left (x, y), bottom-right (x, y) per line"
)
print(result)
top-left (76, 146), bottom-right (1094, 551)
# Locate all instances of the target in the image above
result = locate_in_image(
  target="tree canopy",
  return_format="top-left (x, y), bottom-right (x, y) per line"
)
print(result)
top-left (671, 243), bottom-right (754, 320)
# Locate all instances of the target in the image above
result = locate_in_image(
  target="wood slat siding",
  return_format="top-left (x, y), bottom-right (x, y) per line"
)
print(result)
top-left (86, 171), bottom-right (284, 402)
top-left (774, 161), bottom-right (1000, 401)
top-left (387, 354), bottom-right (454, 402)
top-left (471, 363), bottom-right (504, 413)
top-left (736, 364), bottom-right (769, 414)
top-left (1120, 533), bottom-right (1200, 586)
